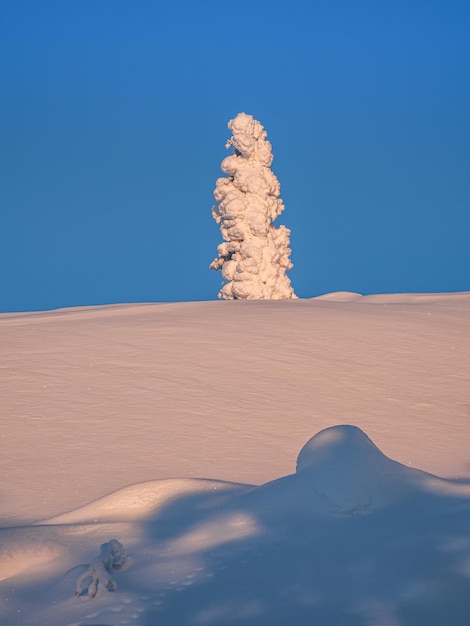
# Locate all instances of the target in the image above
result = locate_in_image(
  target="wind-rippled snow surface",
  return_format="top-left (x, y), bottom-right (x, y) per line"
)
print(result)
top-left (1, 294), bottom-right (470, 625)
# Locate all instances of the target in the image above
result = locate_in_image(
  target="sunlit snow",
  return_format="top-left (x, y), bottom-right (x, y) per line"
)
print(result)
top-left (210, 113), bottom-right (295, 300)
top-left (1, 293), bottom-right (470, 625)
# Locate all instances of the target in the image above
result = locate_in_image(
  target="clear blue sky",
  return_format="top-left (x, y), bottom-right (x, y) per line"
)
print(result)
top-left (1, 0), bottom-right (469, 312)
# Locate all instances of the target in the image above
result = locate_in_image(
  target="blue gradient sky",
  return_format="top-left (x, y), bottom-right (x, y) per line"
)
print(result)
top-left (1, 1), bottom-right (469, 312)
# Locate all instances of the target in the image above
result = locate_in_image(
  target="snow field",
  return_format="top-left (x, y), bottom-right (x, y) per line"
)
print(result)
top-left (1, 293), bottom-right (470, 624)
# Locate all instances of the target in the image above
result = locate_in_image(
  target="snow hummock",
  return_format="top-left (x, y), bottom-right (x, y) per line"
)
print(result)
top-left (210, 112), bottom-right (296, 300)
top-left (296, 424), bottom-right (403, 513)
top-left (294, 424), bottom-right (454, 514)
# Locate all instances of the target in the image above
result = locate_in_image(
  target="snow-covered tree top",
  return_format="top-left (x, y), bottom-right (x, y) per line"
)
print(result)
top-left (225, 112), bottom-right (274, 166)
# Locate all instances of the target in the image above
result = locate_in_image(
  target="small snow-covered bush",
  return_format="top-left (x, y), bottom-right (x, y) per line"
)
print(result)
top-left (210, 112), bottom-right (296, 300)
top-left (75, 538), bottom-right (127, 599)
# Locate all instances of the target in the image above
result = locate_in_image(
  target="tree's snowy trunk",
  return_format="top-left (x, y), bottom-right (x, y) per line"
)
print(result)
top-left (210, 112), bottom-right (296, 300)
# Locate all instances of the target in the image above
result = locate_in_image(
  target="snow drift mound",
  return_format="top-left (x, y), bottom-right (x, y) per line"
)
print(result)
top-left (43, 478), bottom-right (250, 525)
top-left (296, 424), bottom-right (388, 474)
top-left (295, 425), bottom-right (424, 514)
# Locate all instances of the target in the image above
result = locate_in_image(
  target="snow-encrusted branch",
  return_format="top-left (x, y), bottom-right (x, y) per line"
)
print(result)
top-left (210, 112), bottom-right (296, 300)
top-left (75, 539), bottom-right (128, 599)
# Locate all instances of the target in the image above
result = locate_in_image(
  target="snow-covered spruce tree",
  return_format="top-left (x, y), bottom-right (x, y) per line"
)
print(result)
top-left (210, 113), bottom-right (296, 300)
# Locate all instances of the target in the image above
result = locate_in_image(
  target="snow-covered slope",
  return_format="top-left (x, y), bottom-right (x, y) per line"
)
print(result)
top-left (2, 294), bottom-right (469, 524)
top-left (1, 425), bottom-right (470, 625)
top-left (1, 294), bottom-right (470, 624)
